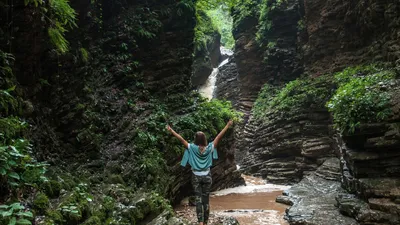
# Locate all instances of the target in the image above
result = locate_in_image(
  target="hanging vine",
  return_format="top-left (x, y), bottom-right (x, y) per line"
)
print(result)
top-left (24, 0), bottom-right (77, 54)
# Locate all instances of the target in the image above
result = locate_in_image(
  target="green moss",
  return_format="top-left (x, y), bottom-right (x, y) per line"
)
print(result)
top-left (59, 175), bottom-right (77, 190)
top-left (42, 180), bottom-right (62, 198)
top-left (0, 116), bottom-right (27, 142)
top-left (46, 209), bottom-right (64, 224)
top-left (107, 174), bottom-right (125, 184)
top-left (33, 193), bottom-right (50, 212)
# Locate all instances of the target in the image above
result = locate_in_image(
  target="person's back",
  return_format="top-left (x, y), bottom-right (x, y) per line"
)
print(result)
top-left (167, 120), bottom-right (233, 225)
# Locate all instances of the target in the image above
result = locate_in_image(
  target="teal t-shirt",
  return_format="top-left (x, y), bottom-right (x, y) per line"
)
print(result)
top-left (180, 142), bottom-right (218, 171)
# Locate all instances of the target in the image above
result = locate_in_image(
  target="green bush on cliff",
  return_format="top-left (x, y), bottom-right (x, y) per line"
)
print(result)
top-left (206, 5), bottom-right (235, 49)
top-left (256, 0), bottom-right (272, 45)
top-left (252, 84), bottom-right (277, 119)
top-left (327, 65), bottom-right (396, 133)
top-left (194, 8), bottom-right (219, 53)
top-left (253, 75), bottom-right (335, 119)
top-left (232, 0), bottom-right (259, 32)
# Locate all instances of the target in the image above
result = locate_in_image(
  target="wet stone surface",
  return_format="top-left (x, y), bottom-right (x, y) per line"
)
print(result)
top-left (277, 158), bottom-right (358, 225)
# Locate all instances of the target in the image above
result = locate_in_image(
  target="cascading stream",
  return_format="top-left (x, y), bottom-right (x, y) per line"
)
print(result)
top-left (199, 47), bottom-right (233, 100)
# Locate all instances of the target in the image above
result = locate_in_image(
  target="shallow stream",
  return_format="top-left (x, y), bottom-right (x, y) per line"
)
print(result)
top-left (175, 175), bottom-right (290, 225)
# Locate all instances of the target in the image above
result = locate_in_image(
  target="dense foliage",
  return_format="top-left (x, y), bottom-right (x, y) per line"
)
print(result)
top-left (206, 6), bottom-right (235, 49)
top-left (327, 65), bottom-right (396, 134)
top-left (253, 64), bottom-right (397, 134)
top-left (25, 0), bottom-right (77, 54)
top-left (253, 75), bottom-right (335, 119)
top-left (231, 0), bottom-right (260, 32)
top-left (0, 52), bottom-right (48, 225)
top-left (194, 9), bottom-right (219, 52)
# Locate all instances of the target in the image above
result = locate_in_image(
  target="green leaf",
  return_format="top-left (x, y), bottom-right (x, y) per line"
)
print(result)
top-left (9, 217), bottom-right (16, 225)
top-left (6, 85), bottom-right (16, 92)
top-left (0, 205), bottom-right (9, 209)
top-left (9, 181), bottom-right (19, 187)
top-left (10, 203), bottom-right (24, 210)
top-left (8, 172), bottom-right (20, 180)
top-left (0, 167), bottom-right (6, 175)
top-left (16, 211), bottom-right (33, 218)
top-left (16, 219), bottom-right (32, 225)
top-left (2, 208), bottom-right (13, 217)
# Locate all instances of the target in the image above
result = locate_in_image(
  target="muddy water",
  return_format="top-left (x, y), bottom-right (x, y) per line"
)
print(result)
top-left (175, 175), bottom-right (290, 225)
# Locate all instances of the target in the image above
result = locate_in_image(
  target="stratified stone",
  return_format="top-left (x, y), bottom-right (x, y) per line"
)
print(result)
top-left (278, 158), bottom-right (358, 225)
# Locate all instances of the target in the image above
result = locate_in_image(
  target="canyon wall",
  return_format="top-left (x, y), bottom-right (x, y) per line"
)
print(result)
top-left (216, 0), bottom-right (400, 224)
top-left (1, 0), bottom-right (243, 223)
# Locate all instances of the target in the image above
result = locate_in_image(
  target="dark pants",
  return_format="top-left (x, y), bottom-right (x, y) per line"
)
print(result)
top-left (192, 173), bottom-right (212, 223)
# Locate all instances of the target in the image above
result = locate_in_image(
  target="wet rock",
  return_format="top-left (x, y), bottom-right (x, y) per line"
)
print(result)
top-left (279, 158), bottom-right (358, 225)
top-left (276, 195), bottom-right (293, 206)
top-left (336, 194), bottom-right (400, 225)
top-left (219, 216), bottom-right (240, 225)
top-left (240, 110), bottom-right (334, 184)
top-left (148, 210), bottom-right (190, 225)
top-left (192, 31), bottom-right (221, 86)
top-left (220, 47), bottom-right (233, 62)
top-left (215, 56), bottom-right (239, 108)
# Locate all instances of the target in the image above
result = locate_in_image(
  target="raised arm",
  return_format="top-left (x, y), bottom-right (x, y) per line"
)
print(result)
top-left (213, 120), bottom-right (233, 147)
top-left (166, 125), bottom-right (189, 149)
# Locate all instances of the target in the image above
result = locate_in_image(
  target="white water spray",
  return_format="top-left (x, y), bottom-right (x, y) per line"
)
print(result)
top-left (199, 47), bottom-right (233, 100)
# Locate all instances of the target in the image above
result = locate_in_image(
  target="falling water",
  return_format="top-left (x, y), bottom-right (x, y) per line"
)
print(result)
top-left (198, 47), bottom-right (233, 100)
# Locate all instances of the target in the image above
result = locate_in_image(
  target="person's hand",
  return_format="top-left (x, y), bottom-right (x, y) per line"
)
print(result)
top-left (227, 120), bottom-right (233, 127)
top-left (166, 125), bottom-right (172, 132)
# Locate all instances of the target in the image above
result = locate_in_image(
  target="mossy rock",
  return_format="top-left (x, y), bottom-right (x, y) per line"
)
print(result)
top-left (34, 193), bottom-right (50, 213)
top-left (60, 206), bottom-right (82, 224)
top-left (107, 174), bottom-right (125, 184)
top-left (46, 209), bottom-right (64, 224)
top-left (59, 176), bottom-right (77, 191)
top-left (42, 180), bottom-right (62, 198)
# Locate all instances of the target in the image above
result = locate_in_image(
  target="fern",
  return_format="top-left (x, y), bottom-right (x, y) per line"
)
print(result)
top-left (49, 0), bottom-right (77, 29)
top-left (80, 48), bottom-right (89, 62)
top-left (25, 0), bottom-right (77, 54)
top-left (48, 26), bottom-right (69, 54)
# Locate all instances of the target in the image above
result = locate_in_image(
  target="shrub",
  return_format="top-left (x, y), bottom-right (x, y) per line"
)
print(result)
top-left (0, 202), bottom-right (33, 225)
top-left (33, 193), bottom-right (50, 213)
top-left (252, 75), bottom-right (335, 119)
top-left (327, 66), bottom-right (395, 133)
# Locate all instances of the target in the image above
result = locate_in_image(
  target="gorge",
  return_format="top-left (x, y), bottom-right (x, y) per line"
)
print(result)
top-left (1, 0), bottom-right (400, 225)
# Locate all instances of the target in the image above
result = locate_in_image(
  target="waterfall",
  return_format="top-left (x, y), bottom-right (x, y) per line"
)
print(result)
top-left (199, 47), bottom-right (233, 100)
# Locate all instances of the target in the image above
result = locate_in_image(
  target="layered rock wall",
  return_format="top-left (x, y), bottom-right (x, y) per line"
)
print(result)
top-left (230, 0), bottom-right (304, 164)
top-left (302, 0), bottom-right (400, 74)
top-left (224, 0), bottom-right (400, 223)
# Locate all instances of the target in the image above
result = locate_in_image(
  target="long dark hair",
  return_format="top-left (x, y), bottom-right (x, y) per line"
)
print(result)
top-left (194, 131), bottom-right (207, 153)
